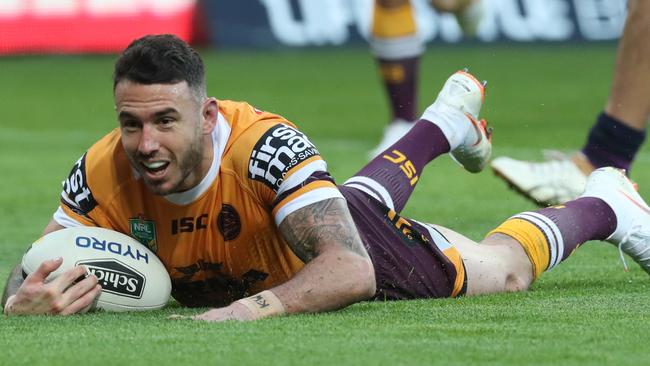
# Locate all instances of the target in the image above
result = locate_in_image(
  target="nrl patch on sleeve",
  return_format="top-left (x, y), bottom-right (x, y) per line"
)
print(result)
top-left (60, 152), bottom-right (98, 215)
top-left (248, 124), bottom-right (320, 192)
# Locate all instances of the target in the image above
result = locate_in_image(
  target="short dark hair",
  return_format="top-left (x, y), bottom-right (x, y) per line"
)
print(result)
top-left (113, 34), bottom-right (206, 97)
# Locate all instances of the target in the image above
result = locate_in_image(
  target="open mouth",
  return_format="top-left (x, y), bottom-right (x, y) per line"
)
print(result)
top-left (141, 161), bottom-right (170, 178)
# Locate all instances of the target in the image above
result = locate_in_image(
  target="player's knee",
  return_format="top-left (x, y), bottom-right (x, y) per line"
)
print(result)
top-left (504, 272), bottom-right (531, 292)
top-left (485, 235), bottom-right (535, 292)
top-left (502, 252), bottom-right (535, 292)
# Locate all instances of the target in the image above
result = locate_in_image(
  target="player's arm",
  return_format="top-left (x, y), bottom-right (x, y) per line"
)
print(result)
top-left (189, 119), bottom-right (375, 321)
top-left (2, 219), bottom-right (101, 315)
top-left (273, 197), bottom-right (375, 312)
top-left (192, 197), bottom-right (376, 321)
top-left (1, 265), bottom-right (23, 308)
top-left (2, 219), bottom-right (65, 307)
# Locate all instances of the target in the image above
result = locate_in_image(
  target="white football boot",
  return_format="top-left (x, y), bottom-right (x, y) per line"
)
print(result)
top-left (580, 167), bottom-right (650, 274)
top-left (368, 118), bottom-right (416, 159)
top-left (491, 156), bottom-right (587, 206)
top-left (422, 69), bottom-right (492, 173)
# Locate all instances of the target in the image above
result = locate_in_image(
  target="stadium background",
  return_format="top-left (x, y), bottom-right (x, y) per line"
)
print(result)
top-left (0, 0), bottom-right (627, 53)
top-left (2, 1), bottom-right (649, 365)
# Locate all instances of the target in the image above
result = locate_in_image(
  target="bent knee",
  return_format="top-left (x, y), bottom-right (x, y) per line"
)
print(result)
top-left (504, 272), bottom-right (532, 292)
top-left (460, 246), bottom-right (534, 295)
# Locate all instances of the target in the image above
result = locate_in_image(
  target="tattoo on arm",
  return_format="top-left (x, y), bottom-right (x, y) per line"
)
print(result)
top-left (279, 197), bottom-right (369, 263)
top-left (2, 265), bottom-right (24, 307)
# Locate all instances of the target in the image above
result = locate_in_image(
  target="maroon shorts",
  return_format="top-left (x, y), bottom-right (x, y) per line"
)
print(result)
top-left (339, 185), bottom-right (467, 300)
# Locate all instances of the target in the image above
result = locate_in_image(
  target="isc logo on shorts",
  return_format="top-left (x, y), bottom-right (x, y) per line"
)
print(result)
top-left (248, 124), bottom-right (320, 192)
top-left (61, 153), bottom-right (98, 215)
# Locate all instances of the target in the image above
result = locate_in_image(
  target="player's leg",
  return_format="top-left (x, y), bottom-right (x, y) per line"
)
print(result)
top-left (491, 0), bottom-right (650, 206)
top-left (580, 0), bottom-right (649, 174)
top-left (433, 227), bottom-right (534, 294)
top-left (346, 70), bottom-right (491, 213)
top-left (441, 194), bottom-right (616, 295)
top-left (368, 0), bottom-right (485, 157)
top-left (368, 0), bottom-right (423, 157)
top-left (444, 167), bottom-right (650, 295)
top-left (430, 0), bottom-right (484, 36)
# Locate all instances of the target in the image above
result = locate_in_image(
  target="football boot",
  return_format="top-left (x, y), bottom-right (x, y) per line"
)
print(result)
top-left (491, 156), bottom-right (588, 206)
top-left (580, 167), bottom-right (650, 274)
top-left (430, 69), bottom-right (492, 173)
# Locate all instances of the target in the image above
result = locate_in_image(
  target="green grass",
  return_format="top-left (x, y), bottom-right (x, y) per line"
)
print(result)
top-left (2, 44), bottom-right (650, 366)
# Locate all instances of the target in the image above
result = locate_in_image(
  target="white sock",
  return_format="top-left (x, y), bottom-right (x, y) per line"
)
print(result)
top-left (420, 101), bottom-right (473, 151)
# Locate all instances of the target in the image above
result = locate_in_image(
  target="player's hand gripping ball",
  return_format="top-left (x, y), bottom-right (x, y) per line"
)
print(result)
top-left (21, 227), bottom-right (171, 312)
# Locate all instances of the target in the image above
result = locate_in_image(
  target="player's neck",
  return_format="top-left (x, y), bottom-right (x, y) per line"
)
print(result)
top-left (174, 135), bottom-right (215, 194)
top-left (198, 135), bottom-right (215, 183)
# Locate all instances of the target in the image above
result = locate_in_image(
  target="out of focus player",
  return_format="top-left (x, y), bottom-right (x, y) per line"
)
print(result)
top-left (369, 0), bottom-right (483, 157)
top-left (4, 35), bottom-right (650, 320)
top-left (491, 0), bottom-right (650, 206)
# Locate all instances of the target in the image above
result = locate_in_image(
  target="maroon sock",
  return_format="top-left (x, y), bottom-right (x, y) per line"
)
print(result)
top-left (581, 112), bottom-right (646, 174)
top-left (350, 120), bottom-right (450, 212)
top-left (516, 197), bottom-right (616, 266)
top-left (377, 57), bottom-right (419, 122)
top-left (495, 197), bottom-right (617, 279)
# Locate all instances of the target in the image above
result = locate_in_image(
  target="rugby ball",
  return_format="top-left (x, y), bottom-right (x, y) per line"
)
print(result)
top-left (22, 226), bottom-right (171, 312)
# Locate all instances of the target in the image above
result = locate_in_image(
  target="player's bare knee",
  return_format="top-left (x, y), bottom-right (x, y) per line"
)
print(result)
top-left (482, 234), bottom-right (534, 292)
top-left (502, 256), bottom-right (534, 292)
top-left (504, 272), bottom-right (531, 292)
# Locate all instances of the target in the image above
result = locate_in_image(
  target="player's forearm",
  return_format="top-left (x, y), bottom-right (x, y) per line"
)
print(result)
top-left (268, 197), bottom-right (377, 316)
top-left (270, 249), bottom-right (376, 314)
top-left (2, 264), bottom-right (23, 307)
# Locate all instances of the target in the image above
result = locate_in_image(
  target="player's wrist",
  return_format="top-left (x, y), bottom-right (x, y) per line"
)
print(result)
top-left (3, 295), bottom-right (16, 315)
top-left (234, 290), bottom-right (286, 320)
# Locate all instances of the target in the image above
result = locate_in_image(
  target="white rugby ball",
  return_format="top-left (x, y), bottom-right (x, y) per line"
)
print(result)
top-left (22, 226), bottom-right (171, 312)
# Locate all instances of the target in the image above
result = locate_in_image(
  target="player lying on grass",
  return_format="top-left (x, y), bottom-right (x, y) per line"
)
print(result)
top-left (3, 35), bottom-right (650, 320)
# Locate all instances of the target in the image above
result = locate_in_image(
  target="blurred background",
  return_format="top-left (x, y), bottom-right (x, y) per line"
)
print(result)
top-left (0, 0), bottom-right (626, 54)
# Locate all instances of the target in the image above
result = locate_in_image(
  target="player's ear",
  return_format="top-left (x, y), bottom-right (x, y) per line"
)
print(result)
top-left (201, 97), bottom-right (218, 134)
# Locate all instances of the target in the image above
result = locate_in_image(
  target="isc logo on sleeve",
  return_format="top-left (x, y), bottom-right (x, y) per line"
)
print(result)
top-left (60, 153), bottom-right (98, 215)
top-left (248, 124), bottom-right (320, 192)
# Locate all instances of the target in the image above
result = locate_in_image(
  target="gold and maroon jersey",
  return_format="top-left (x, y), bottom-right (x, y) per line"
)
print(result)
top-left (54, 100), bottom-right (343, 306)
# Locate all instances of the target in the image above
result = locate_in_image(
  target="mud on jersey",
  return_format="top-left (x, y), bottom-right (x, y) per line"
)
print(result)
top-left (55, 100), bottom-right (342, 307)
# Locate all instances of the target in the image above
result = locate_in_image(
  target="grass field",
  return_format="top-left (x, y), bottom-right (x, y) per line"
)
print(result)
top-left (2, 44), bottom-right (649, 366)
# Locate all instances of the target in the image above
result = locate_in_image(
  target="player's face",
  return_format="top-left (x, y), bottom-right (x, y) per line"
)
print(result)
top-left (114, 80), bottom-right (217, 195)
